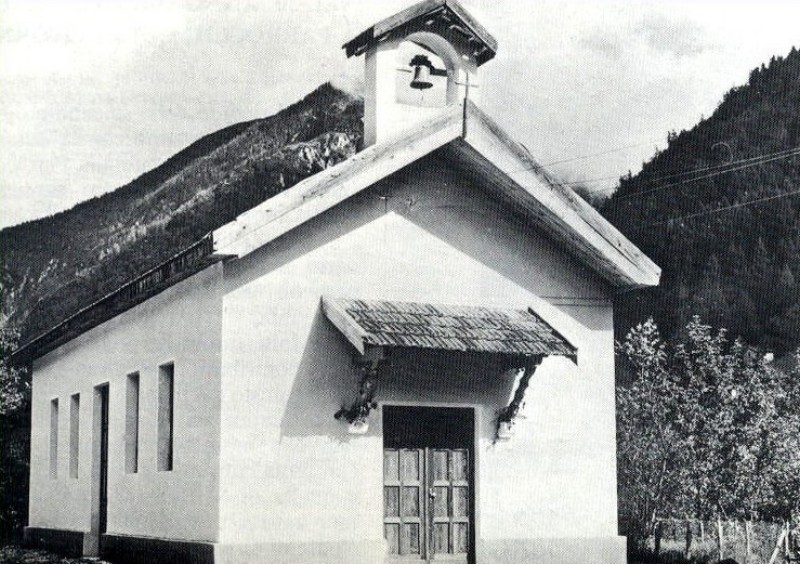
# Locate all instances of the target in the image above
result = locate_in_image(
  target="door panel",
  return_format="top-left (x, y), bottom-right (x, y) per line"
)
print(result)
top-left (384, 448), bottom-right (426, 560)
top-left (429, 449), bottom-right (469, 561)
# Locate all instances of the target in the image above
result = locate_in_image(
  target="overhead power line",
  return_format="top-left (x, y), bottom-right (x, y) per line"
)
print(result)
top-left (569, 145), bottom-right (800, 193)
top-left (610, 148), bottom-right (800, 202)
top-left (505, 138), bottom-right (661, 176)
top-left (562, 174), bottom-right (622, 186)
top-left (635, 188), bottom-right (800, 230)
top-left (534, 139), bottom-right (661, 169)
top-left (505, 140), bottom-right (800, 200)
top-left (626, 146), bottom-right (800, 184)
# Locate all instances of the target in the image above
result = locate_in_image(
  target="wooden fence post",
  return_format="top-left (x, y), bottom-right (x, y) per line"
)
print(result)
top-left (768, 523), bottom-right (788, 564)
top-left (717, 516), bottom-right (725, 562)
top-left (786, 520), bottom-right (792, 555)
top-left (685, 517), bottom-right (693, 559)
top-left (654, 519), bottom-right (662, 557)
top-left (745, 519), bottom-right (752, 564)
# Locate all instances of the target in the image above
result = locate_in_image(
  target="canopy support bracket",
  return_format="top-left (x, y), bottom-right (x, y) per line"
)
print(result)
top-left (334, 347), bottom-right (387, 425)
top-left (496, 355), bottom-right (544, 441)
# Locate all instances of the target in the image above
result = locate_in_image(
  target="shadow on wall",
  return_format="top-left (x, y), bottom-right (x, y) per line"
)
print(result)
top-left (278, 307), bottom-right (519, 441)
top-left (277, 310), bottom-right (363, 442)
top-left (391, 150), bottom-right (611, 306)
top-left (380, 349), bottom-right (517, 409)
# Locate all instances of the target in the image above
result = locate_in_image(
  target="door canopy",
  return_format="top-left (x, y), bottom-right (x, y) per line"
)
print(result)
top-left (321, 296), bottom-right (576, 360)
top-left (323, 296), bottom-right (577, 441)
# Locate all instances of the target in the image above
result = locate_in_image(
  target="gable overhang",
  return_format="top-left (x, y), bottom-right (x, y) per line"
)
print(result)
top-left (214, 101), bottom-right (660, 290)
top-left (454, 107), bottom-right (661, 289)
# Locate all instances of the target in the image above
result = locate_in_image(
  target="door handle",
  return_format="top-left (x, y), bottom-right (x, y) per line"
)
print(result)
top-left (429, 488), bottom-right (437, 499)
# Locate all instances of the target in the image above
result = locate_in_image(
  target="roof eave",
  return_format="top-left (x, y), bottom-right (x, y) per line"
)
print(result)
top-left (213, 104), bottom-right (465, 258)
top-left (12, 235), bottom-right (227, 364)
top-left (458, 101), bottom-right (661, 289)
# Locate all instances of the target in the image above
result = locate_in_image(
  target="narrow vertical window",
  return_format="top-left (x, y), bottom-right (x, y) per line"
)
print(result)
top-left (49, 398), bottom-right (59, 479)
top-left (125, 373), bottom-right (140, 473)
top-left (69, 394), bottom-right (80, 478)
top-left (157, 363), bottom-right (174, 471)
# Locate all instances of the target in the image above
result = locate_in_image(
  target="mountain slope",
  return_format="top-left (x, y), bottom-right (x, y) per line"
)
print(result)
top-left (0, 83), bottom-right (363, 346)
top-left (602, 47), bottom-right (800, 354)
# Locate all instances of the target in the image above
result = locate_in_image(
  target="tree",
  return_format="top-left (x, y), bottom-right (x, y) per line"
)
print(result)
top-left (602, 47), bottom-right (800, 356)
top-left (616, 320), bottom-right (686, 550)
top-left (1, 328), bottom-right (28, 416)
top-left (689, 255), bottom-right (730, 329)
top-left (0, 328), bottom-right (30, 542)
top-left (674, 322), bottom-right (800, 522)
top-left (617, 318), bottom-right (800, 556)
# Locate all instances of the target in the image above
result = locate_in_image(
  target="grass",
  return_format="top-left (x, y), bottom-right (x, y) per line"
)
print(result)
top-left (0, 546), bottom-right (110, 564)
top-left (631, 534), bottom-right (792, 564)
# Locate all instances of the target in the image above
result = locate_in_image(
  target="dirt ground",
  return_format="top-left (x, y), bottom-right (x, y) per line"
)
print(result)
top-left (0, 546), bottom-right (111, 564)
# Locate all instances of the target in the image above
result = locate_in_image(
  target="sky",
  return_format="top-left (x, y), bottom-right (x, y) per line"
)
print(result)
top-left (1, 0), bottom-right (798, 229)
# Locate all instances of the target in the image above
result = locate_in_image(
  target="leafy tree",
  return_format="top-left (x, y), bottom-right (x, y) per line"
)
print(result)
top-left (0, 328), bottom-right (30, 542)
top-left (1, 328), bottom-right (28, 416)
top-left (618, 318), bottom-right (800, 553)
top-left (616, 319), bottom-right (685, 549)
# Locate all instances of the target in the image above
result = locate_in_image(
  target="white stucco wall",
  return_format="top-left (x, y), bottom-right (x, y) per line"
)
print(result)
top-left (29, 264), bottom-right (224, 544)
top-left (216, 155), bottom-right (623, 563)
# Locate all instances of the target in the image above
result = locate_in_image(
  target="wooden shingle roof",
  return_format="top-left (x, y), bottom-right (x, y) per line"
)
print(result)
top-left (322, 296), bottom-right (577, 359)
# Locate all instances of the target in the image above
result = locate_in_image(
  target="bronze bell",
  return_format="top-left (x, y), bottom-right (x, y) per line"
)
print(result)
top-left (410, 64), bottom-right (434, 90)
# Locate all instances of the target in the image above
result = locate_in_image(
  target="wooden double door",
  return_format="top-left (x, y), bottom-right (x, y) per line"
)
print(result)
top-left (383, 406), bottom-right (474, 563)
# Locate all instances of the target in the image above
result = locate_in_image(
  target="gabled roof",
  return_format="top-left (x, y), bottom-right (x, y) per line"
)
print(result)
top-left (16, 100), bottom-right (659, 364)
top-left (343, 0), bottom-right (497, 65)
top-left (321, 296), bottom-right (577, 359)
top-left (214, 101), bottom-right (661, 289)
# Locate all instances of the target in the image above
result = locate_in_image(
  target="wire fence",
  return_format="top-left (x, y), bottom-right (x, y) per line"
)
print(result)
top-left (630, 517), bottom-right (799, 564)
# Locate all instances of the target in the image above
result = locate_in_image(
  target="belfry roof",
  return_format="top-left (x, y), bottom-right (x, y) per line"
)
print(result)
top-left (343, 0), bottom-right (498, 65)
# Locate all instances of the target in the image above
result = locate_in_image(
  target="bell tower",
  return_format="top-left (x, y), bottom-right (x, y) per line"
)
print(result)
top-left (343, 0), bottom-right (497, 146)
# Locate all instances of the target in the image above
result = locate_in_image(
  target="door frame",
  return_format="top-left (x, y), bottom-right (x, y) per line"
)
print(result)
top-left (380, 402), bottom-right (480, 564)
top-left (86, 383), bottom-right (110, 556)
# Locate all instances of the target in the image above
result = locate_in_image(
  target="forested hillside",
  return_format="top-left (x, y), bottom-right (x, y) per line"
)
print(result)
top-left (0, 84), bottom-right (363, 346)
top-left (603, 47), bottom-right (800, 354)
